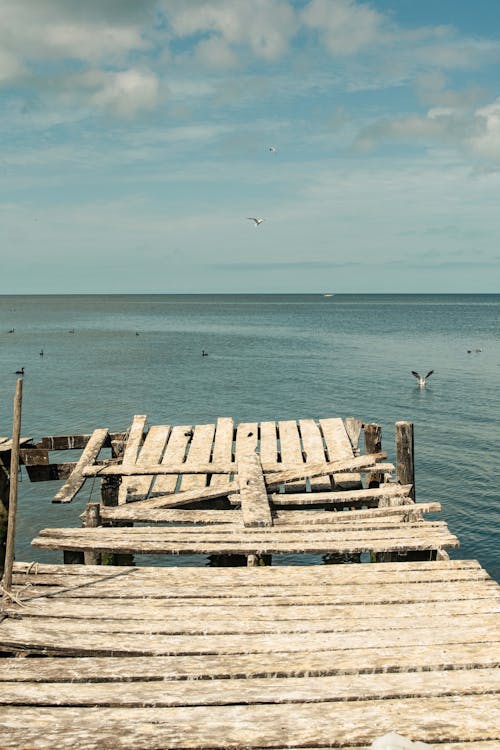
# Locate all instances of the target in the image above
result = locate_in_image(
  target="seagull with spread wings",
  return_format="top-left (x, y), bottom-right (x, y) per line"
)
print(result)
top-left (411, 370), bottom-right (434, 387)
top-left (247, 217), bottom-right (265, 227)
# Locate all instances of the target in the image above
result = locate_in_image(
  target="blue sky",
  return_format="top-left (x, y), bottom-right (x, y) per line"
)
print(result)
top-left (1, 0), bottom-right (500, 293)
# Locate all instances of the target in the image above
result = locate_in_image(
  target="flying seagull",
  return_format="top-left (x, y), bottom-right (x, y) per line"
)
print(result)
top-left (247, 217), bottom-right (265, 227)
top-left (411, 370), bottom-right (434, 387)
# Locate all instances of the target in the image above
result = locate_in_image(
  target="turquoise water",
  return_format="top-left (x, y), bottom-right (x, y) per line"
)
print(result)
top-left (0, 294), bottom-right (498, 580)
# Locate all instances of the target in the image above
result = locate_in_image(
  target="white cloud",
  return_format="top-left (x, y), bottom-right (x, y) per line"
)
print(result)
top-left (166, 0), bottom-right (298, 61)
top-left (469, 99), bottom-right (500, 160)
top-left (301, 0), bottom-right (383, 56)
top-left (83, 68), bottom-right (160, 117)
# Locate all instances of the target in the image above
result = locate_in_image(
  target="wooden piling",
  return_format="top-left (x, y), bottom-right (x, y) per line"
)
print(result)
top-left (82, 503), bottom-right (101, 565)
top-left (395, 421), bottom-right (415, 501)
top-left (2, 379), bottom-right (23, 598)
top-left (0, 452), bottom-right (10, 576)
top-left (364, 423), bottom-right (383, 488)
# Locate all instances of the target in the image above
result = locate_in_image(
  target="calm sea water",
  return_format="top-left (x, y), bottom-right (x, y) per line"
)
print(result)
top-left (1, 294), bottom-right (498, 581)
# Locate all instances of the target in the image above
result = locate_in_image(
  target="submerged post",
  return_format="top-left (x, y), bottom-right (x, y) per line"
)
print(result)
top-left (2, 378), bottom-right (23, 599)
top-left (395, 421), bottom-right (415, 501)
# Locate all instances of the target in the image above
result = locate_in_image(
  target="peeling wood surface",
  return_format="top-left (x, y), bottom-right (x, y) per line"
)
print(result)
top-left (0, 560), bottom-right (499, 749)
top-left (238, 453), bottom-right (273, 527)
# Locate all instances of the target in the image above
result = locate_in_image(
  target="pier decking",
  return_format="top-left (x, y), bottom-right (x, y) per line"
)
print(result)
top-left (1, 414), bottom-right (499, 748)
top-left (1, 559), bottom-right (499, 748)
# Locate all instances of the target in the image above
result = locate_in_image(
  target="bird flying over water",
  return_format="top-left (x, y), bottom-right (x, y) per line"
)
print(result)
top-left (412, 370), bottom-right (434, 387)
top-left (269, 146), bottom-right (277, 153)
top-left (247, 217), bottom-right (265, 226)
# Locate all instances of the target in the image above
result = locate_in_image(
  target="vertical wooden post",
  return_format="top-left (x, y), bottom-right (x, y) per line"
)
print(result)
top-left (395, 421), bottom-right (415, 501)
top-left (0, 452), bottom-right (11, 576)
top-left (364, 423), bottom-right (383, 488)
top-left (2, 379), bottom-right (23, 598)
top-left (101, 475), bottom-right (134, 566)
top-left (82, 502), bottom-right (101, 565)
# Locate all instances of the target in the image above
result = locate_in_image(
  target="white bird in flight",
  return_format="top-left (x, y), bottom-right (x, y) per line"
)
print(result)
top-left (247, 217), bottom-right (265, 227)
top-left (411, 370), bottom-right (434, 387)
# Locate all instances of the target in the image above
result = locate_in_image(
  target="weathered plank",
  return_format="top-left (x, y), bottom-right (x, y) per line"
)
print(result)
top-left (117, 415), bottom-right (147, 504)
top-left (235, 422), bottom-right (259, 463)
top-left (344, 416), bottom-right (363, 455)
top-left (298, 419), bottom-right (332, 491)
top-left (152, 424), bottom-right (193, 496)
top-left (279, 420), bottom-right (306, 492)
top-left (320, 417), bottom-right (362, 489)
top-left (270, 483), bottom-right (412, 507)
top-left (209, 418), bottom-right (234, 488)
top-left (2, 667), bottom-right (499, 707)
top-left (180, 423), bottom-right (216, 492)
top-left (0, 694), bottom-right (498, 749)
top-left (100, 501), bottom-right (439, 525)
top-left (120, 425), bottom-right (171, 503)
top-left (259, 421), bottom-right (279, 472)
top-left (52, 429), bottom-right (109, 503)
top-left (0, 437), bottom-right (32, 452)
top-left (238, 453), bottom-right (273, 527)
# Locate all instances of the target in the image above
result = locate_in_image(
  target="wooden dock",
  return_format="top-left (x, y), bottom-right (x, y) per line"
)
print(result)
top-left (1, 414), bottom-right (499, 748)
top-left (1, 559), bottom-right (499, 748)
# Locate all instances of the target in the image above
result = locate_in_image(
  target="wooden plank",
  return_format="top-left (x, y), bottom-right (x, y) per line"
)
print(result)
top-left (123, 425), bottom-right (171, 502)
top-left (270, 483), bottom-right (412, 507)
top-left (0, 613), bottom-right (495, 655)
top-left (100, 501), bottom-right (439, 525)
top-left (320, 417), bottom-right (362, 490)
top-left (0, 436), bottom-right (32, 452)
top-left (152, 425), bottom-right (193, 496)
top-left (209, 418), bottom-right (234, 488)
top-left (299, 419), bottom-right (332, 491)
top-left (344, 416), bottom-right (363, 454)
top-left (238, 453), bottom-right (273, 527)
top-left (2, 667), bottom-right (499, 707)
top-left (235, 422), bottom-right (259, 463)
top-left (259, 421), bottom-right (279, 471)
top-left (31, 523), bottom-right (460, 556)
top-left (180, 423), bottom-right (216, 491)
top-left (19, 448), bottom-right (49, 466)
top-left (0, 694), bottom-right (498, 749)
top-left (117, 415), bottom-right (147, 504)
top-left (278, 420), bottom-right (306, 491)
top-left (52, 428), bottom-right (109, 504)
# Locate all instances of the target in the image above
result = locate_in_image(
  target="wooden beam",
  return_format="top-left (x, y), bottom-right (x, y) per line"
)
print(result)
top-left (238, 454), bottom-right (273, 527)
top-left (52, 429), bottom-right (109, 504)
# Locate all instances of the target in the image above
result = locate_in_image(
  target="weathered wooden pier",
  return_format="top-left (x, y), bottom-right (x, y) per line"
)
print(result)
top-left (1, 412), bottom-right (499, 749)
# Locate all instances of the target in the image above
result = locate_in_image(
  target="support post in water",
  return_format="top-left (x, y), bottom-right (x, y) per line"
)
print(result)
top-left (395, 421), bottom-right (415, 501)
top-left (2, 378), bottom-right (23, 599)
top-left (364, 423), bottom-right (383, 488)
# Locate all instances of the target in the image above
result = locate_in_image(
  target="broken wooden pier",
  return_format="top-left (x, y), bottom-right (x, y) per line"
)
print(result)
top-left (1, 414), bottom-right (499, 749)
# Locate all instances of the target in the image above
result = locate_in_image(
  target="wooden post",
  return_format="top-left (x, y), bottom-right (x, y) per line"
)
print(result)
top-left (395, 421), bottom-right (415, 501)
top-left (0, 452), bottom-right (10, 576)
top-left (82, 502), bottom-right (101, 565)
top-left (2, 379), bottom-right (23, 598)
top-left (101, 475), bottom-right (134, 566)
top-left (364, 424), bottom-right (383, 488)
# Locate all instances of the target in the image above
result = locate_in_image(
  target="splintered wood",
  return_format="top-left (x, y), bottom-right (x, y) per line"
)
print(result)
top-left (1, 560), bottom-right (499, 749)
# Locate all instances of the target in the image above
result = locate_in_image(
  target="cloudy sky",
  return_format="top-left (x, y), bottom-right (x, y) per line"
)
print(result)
top-left (1, 0), bottom-right (500, 293)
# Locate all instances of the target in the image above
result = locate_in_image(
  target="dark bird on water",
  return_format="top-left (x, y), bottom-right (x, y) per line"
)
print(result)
top-left (202, 350), bottom-right (208, 357)
top-left (411, 370), bottom-right (434, 387)
top-left (40, 349), bottom-right (44, 356)
top-left (8, 328), bottom-right (14, 333)
top-left (15, 367), bottom-right (25, 375)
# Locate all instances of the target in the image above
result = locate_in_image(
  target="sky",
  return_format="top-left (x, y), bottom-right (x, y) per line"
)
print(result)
top-left (1, 0), bottom-right (500, 294)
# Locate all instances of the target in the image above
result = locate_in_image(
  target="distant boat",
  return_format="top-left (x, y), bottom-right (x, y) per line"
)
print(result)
top-left (323, 293), bottom-right (334, 298)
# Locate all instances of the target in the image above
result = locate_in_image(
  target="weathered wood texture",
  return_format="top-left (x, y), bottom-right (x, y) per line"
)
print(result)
top-left (238, 453), bottom-right (273, 527)
top-left (0, 560), bottom-right (498, 749)
top-left (396, 420), bottom-right (415, 500)
top-left (31, 519), bottom-right (459, 557)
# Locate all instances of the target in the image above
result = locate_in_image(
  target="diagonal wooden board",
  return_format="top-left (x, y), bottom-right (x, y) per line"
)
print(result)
top-left (52, 429), bottom-right (109, 504)
top-left (117, 415), bottom-right (147, 504)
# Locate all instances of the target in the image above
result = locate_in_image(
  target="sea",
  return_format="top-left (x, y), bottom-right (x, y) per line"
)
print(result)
top-left (0, 294), bottom-right (498, 581)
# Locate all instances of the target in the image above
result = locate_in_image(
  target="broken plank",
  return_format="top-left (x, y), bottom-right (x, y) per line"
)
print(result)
top-left (52, 429), bottom-right (108, 504)
top-left (117, 415), bottom-right (147, 504)
top-left (209, 418), bottom-right (235, 489)
top-left (152, 425), bottom-right (193, 496)
top-left (180, 423), bottom-right (215, 492)
top-left (279, 420), bottom-right (306, 492)
top-left (299, 419), bottom-right (332, 491)
top-left (320, 417), bottom-right (362, 490)
top-left (120, 425), bottom-right (171, 503)
top-left (238, 453), bottom-right (273, 527)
